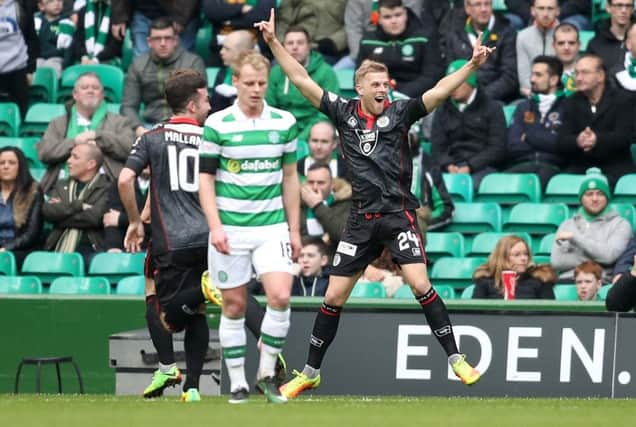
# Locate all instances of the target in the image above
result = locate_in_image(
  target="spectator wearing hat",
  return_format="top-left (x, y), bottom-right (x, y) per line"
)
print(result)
top-left (551, 168), bottom-right (632, 282)
top-left (430, 58), bottom-right (506, 190)
top-left (556, 53), bottom-right (636, 188)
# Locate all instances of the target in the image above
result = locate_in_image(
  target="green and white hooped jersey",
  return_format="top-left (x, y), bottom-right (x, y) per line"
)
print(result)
top-left (200, 102), bottom-right (298, 229)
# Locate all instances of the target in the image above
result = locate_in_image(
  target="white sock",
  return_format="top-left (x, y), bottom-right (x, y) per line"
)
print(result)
top-left (448, 353), bottom-right (462, 365)
top-left (219, 315), bottom-right (248, 392)
top-left (257, 305), bottom-right (290, 379)
top-left (302, 365), bottom-right (320, 379)
top-left (158, 362), bottom-right (176, 373)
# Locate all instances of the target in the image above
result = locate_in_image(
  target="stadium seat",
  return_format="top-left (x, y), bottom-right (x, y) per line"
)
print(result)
top-left (430, 257), bottom-right (486, 290)
top-left (116, 275), bottom-right (145, 295)
top-left (425, 232), bottom-right (464, 261)
top-left (206, 67), bottom-right (221, 92)
top-left (434, 285), bottom-right (456, 299)
top-left (475, 173), bottom-right (541, 204)
top-left (88, 252), bottom-right (146, 283)
top-left (537, 233), bottom-right (555, 256)
top-left (58, 64), bottom-right (125, 103)
top-left (613, 174), bottom-right (636, 204)
top-left (503, 104), bottom-right (516, 127)
top-left (21, 251), bottom-right (85, 283)
top-left (350, 281), bottom-right (387, 298)
top-left (579, 30), bottom-right (595, 52)
top-left (597, 284), bottom-right (612, 301)
top-left (29, 166), bottom-right (46, 181)
top-left (543, 174), bottom-right (586, 205)
top-left (553, 284), bottom-right (578, 301)
top-left (0, 102), bottom-right (21, 137)
top-left (0, 251), bottom-right (17, 276)
top-left (632, 144), bottom-right (636, 165)
top-left (461, 284), bottom-right (475, 299)
top-left (106, 103), bottom-right (121, 114)
top-left (335, 68), bottom-right (356, 98)
top-left (467, 232), bottom-right (532, 257)
top-left (609, 203), bottom-right (636, 229)
top-left (533, 255), bottom-right (551, 264)
top-left (492, 0), bottom-right (507, 11)
top-left (446, 202), bottom-right (502, 234)
top-left (0, 275), bottom-right (43, 294)
top-left (0, 137), bottom-right (44, 169)
top-left (49, 276), bottom-right (111, 295)
top-left (29, 67), bottom-right (58, 104)
top-left (592, 0), bottom-right (608, 24)
top-left (442, 173), bottom-right (473, 202)
top-left (392, 285), bottom-right (414, 299)
top-left (20, 103), bottom-right (65, 137)
top-left (503, 203), bottom-right (569, 235)
top-left (121, 30), bottom-right (133, 71)
top-left (195, 23), bottom-right (213, 65)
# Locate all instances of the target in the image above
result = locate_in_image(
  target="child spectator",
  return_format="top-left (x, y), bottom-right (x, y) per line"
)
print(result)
top-left (574, 260), bottom-right (604, 301)
top-left (292, 237), bottom-right (330, 297)
top-left (34, 0), bottom-right (75, 77)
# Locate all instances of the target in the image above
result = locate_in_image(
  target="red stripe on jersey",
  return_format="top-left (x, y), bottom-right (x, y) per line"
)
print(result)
top-left (356, 101), bottom-right (376, 130)
top-left (168, 116), bottom-right (200, 125)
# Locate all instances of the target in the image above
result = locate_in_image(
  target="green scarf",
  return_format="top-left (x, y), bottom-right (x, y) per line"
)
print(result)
top-left (306, 193), bottom-right (335, 236)
top-left (84, 0), bottom-right (111, 60)
top-left (577, 205), bottom-right (610, 222)
top-left (62, 101), bottom-right (108, 179)
top-left (465, 17), bottom-right (491, 45)
top-left (628, 54), bottom-right (636, 78)
top-left (370, 0), bottom-right (379, 24)
top-left (561, 71), bottom-right (576, 96)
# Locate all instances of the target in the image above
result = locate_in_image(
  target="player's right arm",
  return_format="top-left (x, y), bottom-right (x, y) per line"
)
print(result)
top-left (118, 135), bottom-right (148, 252)
top-left (255, 9), bottom-right (323, 108)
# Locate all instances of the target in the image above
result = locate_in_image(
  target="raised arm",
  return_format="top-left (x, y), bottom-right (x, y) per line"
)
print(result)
top-left (422, 33), bottom-right (495, 113)
top-left (255, 9), bottom-right (323, 108)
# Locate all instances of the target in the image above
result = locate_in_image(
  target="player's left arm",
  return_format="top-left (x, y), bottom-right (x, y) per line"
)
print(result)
top-left (421, 33), bottom-right (495, 113)
top-left (282, 161), bottom-right (301, 260)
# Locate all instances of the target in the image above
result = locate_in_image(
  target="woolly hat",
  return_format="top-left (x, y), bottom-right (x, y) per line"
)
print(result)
top-left (578, 168), bottom-right (611, 200)
top-left (446, 59), bottom-right (477, 88)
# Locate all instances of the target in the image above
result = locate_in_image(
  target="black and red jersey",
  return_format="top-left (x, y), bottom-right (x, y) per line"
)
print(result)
top-left (125, 117), bottom-right (209, 256)
top-left (319, 91), bottom-right (428, 213)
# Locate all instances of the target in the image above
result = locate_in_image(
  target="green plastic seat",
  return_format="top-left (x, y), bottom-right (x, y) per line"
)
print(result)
top-left (597, 284), bottom-right (612, 301)
top-left (335, 68), bottom-right (356, 98)
top-left (20, 103), bottom-right (65, 137)
top-left (392, 285), bottom-right (414, 299)
top-left (430, 257), bottom-right (486, 290)
top-left (29, 166), bottom-right (47, 182)
top-left (461, 284), bottom-right (475, 299)
top-left (442, 173), bottom-right (473, 202)
top-left (503, 203), bottom-right (569, 235)
top-left (195, 23), bottom-right (213, 65)
top-left (434, 285), bottom-right (456, 299)
top-left (58, 64), bottom-right (125, 103)
top-left (475, 173), bottom-right (541, 204)
top-left (350, 281), bottom-right (387, 298)
top-left (579, 30), bottom-right (595, 52)
top-left (88, 252), bottom-right (146, 283)
top-left (503, 104), bottom-right (516, 127)
top-left (21, 251), bottom-right (85, 283)
top-left (609, 203), bottom-right (636, 229)
top-left (492, 0), bottom-right (508, 11)
top-left (425, 232), bottom-right (464, 262)
top-left (0, 102), bottom-right (21, 137)
top-left (467, 232), bottom-right (532, 256)
top-left (446, 202), bottom-right (502, 234)
top-left (632, 144), bottom-right (636, 165)
top-left (0, 275), bottom-right (43, 294)
top-left (0, 251), bottom-right (17, 275)
top-left (206, 67), bottom-right (220, 88)
top-left (592, 0), bottom-right (608, 24)
top-left (116, 275), bottom-right (145, 295)
top-left (613, 174), bottom-right (636, 204)
top-left (106, 103), bottom-right (121, 114)
top-left (49, 276), bottom-right (111, 295)
top-left (29, 67), bottom-right (58, 103)
top-left (537, 233), bottom-right (555, 256)
top-left (0, 137), bottom-right (44, 168)
top-left (553, 284), bottom-right (578, 301)
top-left (543, 174), bottom-right (587, 205)
top-left (121, 29), bottom-right (133, 71)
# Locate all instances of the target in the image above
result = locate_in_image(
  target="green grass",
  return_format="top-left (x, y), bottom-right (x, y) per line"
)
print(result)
top-left (1, 395), bottom-right (634, 427)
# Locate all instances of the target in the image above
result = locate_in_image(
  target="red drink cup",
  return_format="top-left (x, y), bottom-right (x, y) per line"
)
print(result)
top-left (502, 270), bottom-right (517, 300)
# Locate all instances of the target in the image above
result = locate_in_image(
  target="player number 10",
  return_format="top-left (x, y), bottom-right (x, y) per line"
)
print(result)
top-left (167, 146), bottom-right (199, 192)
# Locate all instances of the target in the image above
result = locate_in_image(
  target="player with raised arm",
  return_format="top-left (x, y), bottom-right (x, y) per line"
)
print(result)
top-left (198, 51), bottom-right (301, 404)
top-left (255, 9), bottom-right (495, 399)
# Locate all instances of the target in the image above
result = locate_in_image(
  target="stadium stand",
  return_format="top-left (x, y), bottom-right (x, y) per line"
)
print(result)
top-left (461, 284), bottom-right (475, 299)
top-left (350, 281), bottom-right (387, 298)
top-left (613, 174), bottom-right (636, 204)
top-left (467, 232), bottom-right (533, 257)
top-left (425, 232), bottom-right (465, 261)
top-left (21, 251), bottom-right (85, 284)
top-left (0, 102), bottom-right (21, 137)
top-left (475, 173), bottom-right (541, 204)
top-left (49, 277), bottom-right (111, 295)
top-left (20, 103), bottom-right (65, 137)
top-left (431, 257), bottom-right (486, 290)
top-left (0, 251), bottom-right (17, 276)
top-left (0, 275), bottom-right (43, 294)
top-left (115, 275), bottom-right (145, 296)
top-left (88, 252), bottom-right (146, 284)
top-left (446, 202), bottom-right (502, 233)
top-left (553, 284), bottom-right (578, 301)
top-left (543, 174), bottom-right (587, 205)
top-left (503, 203), bottom-right (569, 235)
top-left (442, 173), bottom-right (473, 202)
top-left (29, 67), bottom-right (58, 104)
top-left (58, 64), bottom-right (125, 103)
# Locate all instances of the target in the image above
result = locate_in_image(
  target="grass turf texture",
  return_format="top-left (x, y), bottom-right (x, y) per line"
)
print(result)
top-left (1, 395), bottom-right (633, 427)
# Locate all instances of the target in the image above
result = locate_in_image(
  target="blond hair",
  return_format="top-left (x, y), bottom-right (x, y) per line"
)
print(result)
top-left (231, 50), bottom-right (270, 77)
top-left (473, 235), bottom-right (533, 292)
top-left (354, 59), bottom-right (389, 85)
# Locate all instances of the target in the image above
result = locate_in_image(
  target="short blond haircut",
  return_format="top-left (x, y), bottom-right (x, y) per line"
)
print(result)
top-left (354, 60), bottom-right (389, 85)
top-left (231, 50), bottom-right (270, 77)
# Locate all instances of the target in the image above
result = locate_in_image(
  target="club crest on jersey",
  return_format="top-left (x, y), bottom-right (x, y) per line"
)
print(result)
top-left (347, 116), bottom-right (357, 128)
top-left (377, 116), bottom-right (390, 128)
top-left (268, 131), bottom-right (280, 144)
top-left (328, 91), bottom-right (339, 102)
top-left (355, 129), bottom-right (378, 156)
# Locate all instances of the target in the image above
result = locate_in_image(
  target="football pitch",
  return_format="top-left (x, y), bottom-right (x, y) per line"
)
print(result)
top-left (1, 395), bottom-right (633, 427)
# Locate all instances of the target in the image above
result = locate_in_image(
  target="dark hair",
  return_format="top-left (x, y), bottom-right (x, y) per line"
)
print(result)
top-left (0, 146), bottom-right (35, 196)
top-left (284, 25), bottom-right (311, 43)
top-left (301, 236), bottom-right (328, 257)
top-left (578, 52), bottom-right (607, 74)
top-left (165, 69), bottom-right (207, 114)
top-left (306, 161), bottom-right (333, 177)
top-left (379, 0), bottom-right (404, 9)
top-left (150, 16), bottom-right (175, 33)
top-left (553, 22), bottom-right (579, 40)
top-left (532, 55), bottom-right (564, 79)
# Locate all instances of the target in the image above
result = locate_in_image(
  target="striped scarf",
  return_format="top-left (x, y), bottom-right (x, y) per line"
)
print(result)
top-left (84, 0), bottom-right (111, 60)
top-left (33, 12), bottom-right (75, 49)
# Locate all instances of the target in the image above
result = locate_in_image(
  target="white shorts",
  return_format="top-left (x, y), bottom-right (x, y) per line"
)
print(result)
top-left (208, 223), bottom-right (294, 289)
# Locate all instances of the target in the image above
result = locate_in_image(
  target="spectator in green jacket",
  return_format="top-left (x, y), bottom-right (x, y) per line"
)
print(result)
top-left (265, 26), bottom-right (339, 141)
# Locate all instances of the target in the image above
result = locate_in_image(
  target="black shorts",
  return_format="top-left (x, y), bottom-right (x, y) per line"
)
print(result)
top-left (330, 210), bottom-right (427, 277)
top-left (144, 244), bottom-right (156, 279)
top-left (153, 247), bottom-right (207, 305)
